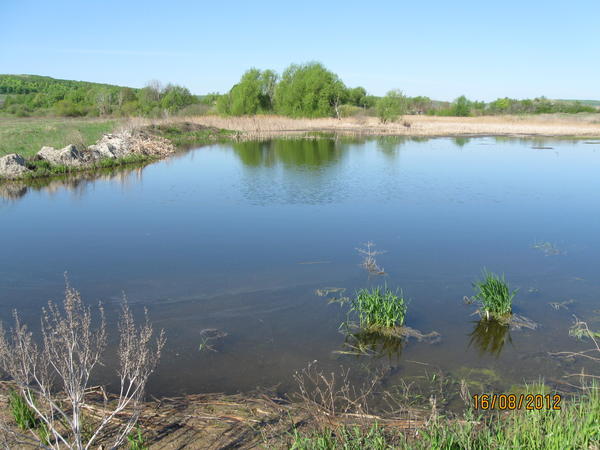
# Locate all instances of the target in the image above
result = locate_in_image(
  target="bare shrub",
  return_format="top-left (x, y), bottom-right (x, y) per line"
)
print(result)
top-left (356, 241), bottom-right (386, 275)
top-left (66, 130), bottom-right (87, 152)
top-left (0, 279), bottom-right (165, 449)
top-left (292, 361), bottom-right (382, 431)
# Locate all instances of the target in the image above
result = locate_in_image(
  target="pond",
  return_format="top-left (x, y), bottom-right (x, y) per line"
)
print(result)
top-left (1, 136), bottom-right (599, 403)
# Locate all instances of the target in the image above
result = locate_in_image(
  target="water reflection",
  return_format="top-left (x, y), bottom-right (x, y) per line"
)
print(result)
top-left (468, 319), bottom-right (512, 357)
top-left (231, 138), bottom-right (344, 169)
top-left (0, 165), bottom-right (148, 202)
top-left (454, 137), bottom-right (471, 147)
top-left (375, 136), bottom-right (408, 156)
top-left (342, 329), bottom-right (405, 360)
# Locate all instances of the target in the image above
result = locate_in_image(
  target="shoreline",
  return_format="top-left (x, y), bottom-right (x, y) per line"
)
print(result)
top-left (1, 114), bottom-right (599, 183)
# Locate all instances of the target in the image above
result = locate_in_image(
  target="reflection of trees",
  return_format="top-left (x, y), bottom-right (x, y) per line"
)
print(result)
top-left (231, 138), bottom-right (344, 169)
top-left (453, 137), bottom-right (470, 147)
top-left (468, 319), bottom-right (512, 357)
top-left (375, 136), bottom-right (407, 157)
top-left (493, 136), bottom-right (571, 148)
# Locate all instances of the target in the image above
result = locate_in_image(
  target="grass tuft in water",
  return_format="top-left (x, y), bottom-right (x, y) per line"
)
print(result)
top-left (472, 270), bottom-right (517, 319)
top-left (350, 286), bottom-right (407, 329)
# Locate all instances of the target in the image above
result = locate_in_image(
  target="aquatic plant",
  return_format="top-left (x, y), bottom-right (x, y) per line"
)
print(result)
top-left (531, 240), bottom-right (562, 256)
top-left (569, 319), bottom-right (600, 341)
top-left (356, 242), bottom-right (386, 275)
top-left (350, 286), bottom-right (407, 329)
top-left (472, 270), bottom-right (517, 319)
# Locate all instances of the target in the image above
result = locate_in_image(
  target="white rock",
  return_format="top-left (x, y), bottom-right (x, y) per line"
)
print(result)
top-left (0, 153), bottom-right (30, 178)
top-left (36, 145), bottom-right (84, 167)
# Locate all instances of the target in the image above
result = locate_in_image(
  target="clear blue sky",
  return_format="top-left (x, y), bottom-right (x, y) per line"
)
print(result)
top-left (1, 0), bottom-right (598, 101)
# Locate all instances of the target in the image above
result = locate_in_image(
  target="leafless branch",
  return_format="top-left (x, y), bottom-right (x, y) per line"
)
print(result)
top-left (0, 279), bottom-right (165, 449)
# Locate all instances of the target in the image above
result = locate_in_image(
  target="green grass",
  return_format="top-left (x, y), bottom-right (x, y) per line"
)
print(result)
top-left (145, 123), bottom-right (236, 148)
top-left (472, 270), bottom-right (517, 319)
top-left (127, 425), bottom-right (149, 450)
top-left (291, 387), bottom-right (600, 449)
top-left (16, 153), bottom-right (153, 180)
top-left (350, 286), bottom-right (407, 329)
top-left (0, 117), bottom-right (118, 158)
top-left (8, 390), bottom-right (37, 431)
top-left (8, 390), bottom-right (50, 444)
top-left (291, 423), bottom-right (391, 449)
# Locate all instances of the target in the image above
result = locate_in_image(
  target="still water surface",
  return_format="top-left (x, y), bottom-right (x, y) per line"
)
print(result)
top-left (1, 136), bottom-right (600, 399)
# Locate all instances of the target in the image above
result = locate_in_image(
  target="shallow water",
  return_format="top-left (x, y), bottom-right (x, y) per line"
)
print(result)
top-left (1, 136), bottom-right (599, 399)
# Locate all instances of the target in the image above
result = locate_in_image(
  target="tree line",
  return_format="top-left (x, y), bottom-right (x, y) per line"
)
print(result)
top-left (0, 75), bottom-right (197, 118)
top-left (0, 67), bottom-right (597, 121)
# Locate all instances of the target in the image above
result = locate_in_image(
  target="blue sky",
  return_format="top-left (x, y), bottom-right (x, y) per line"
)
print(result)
top-left (1, 0), bottom-right (598, 101)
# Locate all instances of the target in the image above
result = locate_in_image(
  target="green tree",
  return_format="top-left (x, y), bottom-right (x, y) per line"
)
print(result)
top-left (347, 86), bottom-right (367, 107)
top-left (376, 90), bottom-right (408, 123)
top-left (218, 68), bottom-right (278, 115)
top-left (160, 84), bottom-right (195, 113)
top-left (452, 95), bottom-right (471, 116)
top-left (274, 62), bottom-right (347, 118)
top-left (410, 96), bottom-right (432, 114)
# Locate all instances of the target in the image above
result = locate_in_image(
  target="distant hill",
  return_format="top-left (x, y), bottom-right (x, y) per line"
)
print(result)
top-left (0, 74), bottom-right (129, 94)
top-left (0, 74), bottom-right (197, 117)
top-left (555, 99), bottom-right (600, 107)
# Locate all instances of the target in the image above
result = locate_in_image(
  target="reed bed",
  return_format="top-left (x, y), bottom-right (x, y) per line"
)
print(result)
top-left (172, 113), bottom-right (600, 138)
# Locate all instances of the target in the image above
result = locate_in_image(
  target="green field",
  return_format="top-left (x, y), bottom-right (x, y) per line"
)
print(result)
top-left (0, 117), bottom-right (118, 158)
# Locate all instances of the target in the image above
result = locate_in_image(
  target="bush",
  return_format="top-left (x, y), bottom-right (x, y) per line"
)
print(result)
top-left (274, 62), bottom-right (347, 118)
top-left (376, 90), bottom-right (407, 123)
top-left (338, 104), bottom-right (362, 118)
top-left (0, 281), bottom-right (165, 448)
top-left (452, 95), bottom-right (471, 116)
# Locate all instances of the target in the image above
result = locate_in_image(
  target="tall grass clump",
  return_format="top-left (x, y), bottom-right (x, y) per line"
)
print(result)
top-left (472, 270), bottom-right (517, 319)
top-left (8, 390), bottom-right (37, 431)
top-left (350, 286), bottom-right (407, 329)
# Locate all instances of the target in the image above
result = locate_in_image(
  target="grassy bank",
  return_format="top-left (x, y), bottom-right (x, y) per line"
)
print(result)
top-left (0, 118), bottom-right (237, 182)
top-left (142, 122), bottom-right (237, 147)
top-left (0, 117), bottom-right (119, 158)
top-left (291, 388), bottom-right (599, 449)
top-left (2, 114), bottom-right (600, 183)
top-left (2, 381), bottom-right (596, 449)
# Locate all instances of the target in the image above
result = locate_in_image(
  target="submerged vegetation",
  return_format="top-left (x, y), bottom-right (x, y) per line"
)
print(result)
top-left (471, 270), bottom-right (517, 319)
top-left (357, 241), bottom-right (386, 275)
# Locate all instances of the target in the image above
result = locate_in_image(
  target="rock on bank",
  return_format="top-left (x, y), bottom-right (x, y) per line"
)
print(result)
top-left (0, 130), bottom-right (175, 179)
